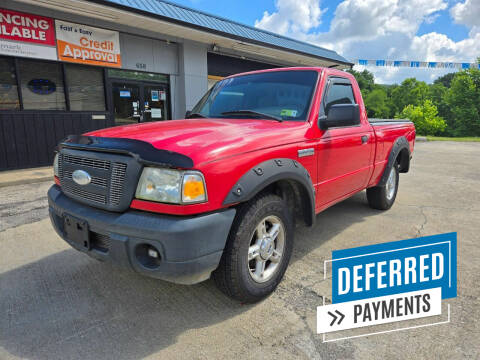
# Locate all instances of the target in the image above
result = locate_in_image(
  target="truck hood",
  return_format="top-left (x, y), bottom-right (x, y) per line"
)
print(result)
top-left (87, 118), bottom-right (309, 166)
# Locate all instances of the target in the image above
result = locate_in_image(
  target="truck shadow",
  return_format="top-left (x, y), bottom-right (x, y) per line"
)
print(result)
top-left (0, 192), bottom-right (379, 360)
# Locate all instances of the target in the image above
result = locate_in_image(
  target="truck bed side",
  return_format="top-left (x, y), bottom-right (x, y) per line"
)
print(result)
top-left (367, 120), bottom-right (416, 187)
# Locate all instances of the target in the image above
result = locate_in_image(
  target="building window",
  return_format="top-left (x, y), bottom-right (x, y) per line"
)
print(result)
top-left (18, 59), bottom-right (66, 110)
top-left (107, 69), bottom-right (169, 83)
top-left (0, 57), bottom-right (19, 110)
top-left (65, 64), bottom-right (106, 111)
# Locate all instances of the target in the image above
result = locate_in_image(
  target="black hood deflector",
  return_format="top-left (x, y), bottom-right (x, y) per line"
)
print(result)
top-left (59, 135), bottom-right (194, 168)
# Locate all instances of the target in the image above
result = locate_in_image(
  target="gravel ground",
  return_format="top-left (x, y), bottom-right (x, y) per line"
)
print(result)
top-left (0, 141), bottom-right (479, 359)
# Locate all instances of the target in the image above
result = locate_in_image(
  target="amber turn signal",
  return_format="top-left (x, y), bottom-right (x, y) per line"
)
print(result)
top-left (182, 173), bottom-right (207, 203)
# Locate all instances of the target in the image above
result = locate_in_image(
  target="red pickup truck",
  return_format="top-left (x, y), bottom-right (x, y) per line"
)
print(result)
top-left (48, 67), bottom-right (415, 302)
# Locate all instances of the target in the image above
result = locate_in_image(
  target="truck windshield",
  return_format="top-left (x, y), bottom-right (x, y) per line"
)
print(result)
top-left (190, 70), bottom-right (318, 121)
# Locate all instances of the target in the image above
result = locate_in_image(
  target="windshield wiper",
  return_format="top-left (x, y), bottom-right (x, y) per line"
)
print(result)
top-left (221, 110), bottom-right (283, 122)
top-left (185, 112), bottom-right (208, 119)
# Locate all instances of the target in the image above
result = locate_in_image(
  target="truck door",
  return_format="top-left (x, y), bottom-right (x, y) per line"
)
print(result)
top-left (316, 77), bottom-right (374, 208)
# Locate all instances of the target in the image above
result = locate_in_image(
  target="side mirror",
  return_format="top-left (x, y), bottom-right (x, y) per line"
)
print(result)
top-left (319, 104), bottom-right (360, 130)
top-left (185, 110), bottom-right (191, 118)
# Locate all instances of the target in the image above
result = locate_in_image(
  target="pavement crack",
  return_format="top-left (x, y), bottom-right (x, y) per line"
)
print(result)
top-left (415, 206), bottom-right (428, 238)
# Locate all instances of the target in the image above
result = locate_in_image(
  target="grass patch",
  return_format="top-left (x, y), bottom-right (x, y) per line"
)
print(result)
top-left (426, 136), bottom-right (480, 142)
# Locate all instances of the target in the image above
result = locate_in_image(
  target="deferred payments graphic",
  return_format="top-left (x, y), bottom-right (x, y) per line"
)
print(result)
top-left (317, 233), bottom-right (457, 337)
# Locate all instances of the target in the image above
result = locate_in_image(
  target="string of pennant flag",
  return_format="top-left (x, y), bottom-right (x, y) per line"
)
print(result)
top-left (355, 59), bottom-right (480, 70)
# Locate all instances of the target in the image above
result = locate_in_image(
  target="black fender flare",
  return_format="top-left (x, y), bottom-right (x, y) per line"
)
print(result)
top-left (223, 158), bottom-right (315, 226)
top-left (377, 136), bottom-right (410, 187)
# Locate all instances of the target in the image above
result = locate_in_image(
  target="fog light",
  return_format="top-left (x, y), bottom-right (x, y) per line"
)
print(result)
top-left (148, 248), bottom-right (159, 258)
top-left (135, 244), bottom-right (161, 269)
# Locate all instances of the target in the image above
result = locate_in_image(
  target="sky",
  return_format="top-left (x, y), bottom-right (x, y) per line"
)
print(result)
top-left (170, 0), bottom-right (480, 84)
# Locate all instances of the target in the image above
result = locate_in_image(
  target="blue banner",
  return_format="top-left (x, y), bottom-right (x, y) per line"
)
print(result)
top-left (331, 233), bottom-right (457, 304)
top-left (356, 60), bottom-right (480, 69)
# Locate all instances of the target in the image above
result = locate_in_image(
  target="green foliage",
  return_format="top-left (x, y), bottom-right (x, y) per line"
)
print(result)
top-left (347, 69), bottom-right (395, 118)
top-left (364, 89), bottom-right (390, 118)
top-left (427, 82), bottom-right (451, 132)
top-left (444, 69), bottom-right (480, 136)
top-left (390, 78), bottom-right (429, 114)
top-left (397, 100), bottom-right (447, 136)
top-left (433, 72), bottom-right (455, 88)
top-left (426, 136), bottom-right (480, 142)
top-left (347, 64), bottom-right (480, 137)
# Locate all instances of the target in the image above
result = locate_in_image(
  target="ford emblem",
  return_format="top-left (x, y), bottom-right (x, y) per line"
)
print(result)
top-left (72, 170), bottom-right (91, 186)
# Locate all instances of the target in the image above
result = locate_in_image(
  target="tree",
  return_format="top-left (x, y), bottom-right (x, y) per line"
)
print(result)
top-left (433, 72), bottom-right (455, 88)
top-left (364, 88), bottom-right (390, 118)
top-left (445, 69), bottom-right (480, 136)
top-left (390, 78), bottom-right (429, 115)
top-left (428, 82), bottom-right (451, 133)
top-left (397, 100), bottom-right (447, 136)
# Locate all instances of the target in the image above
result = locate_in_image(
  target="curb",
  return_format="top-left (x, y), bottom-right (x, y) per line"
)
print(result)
top-left (416, 136), bottom-right (427, 142)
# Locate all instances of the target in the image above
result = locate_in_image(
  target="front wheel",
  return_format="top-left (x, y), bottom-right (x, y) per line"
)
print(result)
top-left (366, 164), bottom-right (399, 210)
top-left (213, 193), bottom-right (293, 303)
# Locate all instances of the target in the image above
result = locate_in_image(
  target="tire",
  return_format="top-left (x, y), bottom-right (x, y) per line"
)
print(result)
top-left (213, 193), bottom-right (294, 303)
top-left (367, 163), bottom-right (399, 210)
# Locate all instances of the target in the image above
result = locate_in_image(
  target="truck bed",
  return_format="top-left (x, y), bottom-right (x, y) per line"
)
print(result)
top-left (369, 118), bottom-right (412, 125)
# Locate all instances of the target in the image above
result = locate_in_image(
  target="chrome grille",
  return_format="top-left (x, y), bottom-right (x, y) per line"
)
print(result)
top-left (61, 182), bottom-right (107, 204)
top-left (58, 150), bottom-right (131, 211)
top-left (58, 153), bottom-right (64, 178)
top-left (63, 154), bottom-right (110, 170)
top-left (110, 162), bottom-right (127, 206)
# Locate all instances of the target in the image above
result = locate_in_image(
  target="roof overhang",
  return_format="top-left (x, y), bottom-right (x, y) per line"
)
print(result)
top-left (15, 0), bottom-right (352, 69)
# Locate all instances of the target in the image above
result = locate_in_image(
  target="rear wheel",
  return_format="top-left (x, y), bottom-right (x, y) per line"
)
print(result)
top-left (213, 193), bottom-right (293, 303)
top-left (367, 163), bottom-right (399, 210)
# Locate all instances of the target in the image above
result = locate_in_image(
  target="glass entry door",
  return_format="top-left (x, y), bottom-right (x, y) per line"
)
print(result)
top-left (143, 85), bottom-right (168, 122)
top-left (112, 82), bottom-right (141, 126)
top-left (111, 80), bottom-right (170, 125)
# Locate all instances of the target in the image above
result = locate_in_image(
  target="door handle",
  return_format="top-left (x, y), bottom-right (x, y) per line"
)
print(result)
top-left (361, 135), bottom-right (369, 144)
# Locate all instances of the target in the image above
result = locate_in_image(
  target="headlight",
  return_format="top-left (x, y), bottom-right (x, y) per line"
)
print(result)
top-left (53, 153), bottom-right (59, 177)
top-left (135, 168), bottom-right (207, 204)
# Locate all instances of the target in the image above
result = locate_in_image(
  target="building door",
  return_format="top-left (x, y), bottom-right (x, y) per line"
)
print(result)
top-left (112, 82), bottom-right (141, 125)
top-left (108, 69), bottom-right (171, 126)
top-left (111, 81), bottom-right (170, 125)
top-left (143, 84), bottom-right (169, 122)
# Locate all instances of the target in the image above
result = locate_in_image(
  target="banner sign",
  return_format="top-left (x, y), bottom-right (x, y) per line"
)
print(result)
top-left (0, 8), bottom-right (57, 60)
top-left (356, 59), bottom-right (480, 70)
top-left (317, 233), bottom-right (456, 337)
top-left (55, 20), bottom-right (121, 68)
top-left (318, 287), bottom-right (442, 334)
top-left (331, 233), bottom-right (457, 304)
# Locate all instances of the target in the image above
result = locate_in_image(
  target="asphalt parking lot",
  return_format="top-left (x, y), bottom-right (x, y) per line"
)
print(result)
top-left (1, 141), bottom-right (479, 360)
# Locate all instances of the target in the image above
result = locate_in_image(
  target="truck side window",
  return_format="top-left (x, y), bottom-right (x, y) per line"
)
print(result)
top-left (324, 82), bottom-right (355, 115)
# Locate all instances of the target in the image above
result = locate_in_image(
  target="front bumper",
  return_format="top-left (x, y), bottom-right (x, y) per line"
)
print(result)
top-left (48, 185), bottom-right (236, 284)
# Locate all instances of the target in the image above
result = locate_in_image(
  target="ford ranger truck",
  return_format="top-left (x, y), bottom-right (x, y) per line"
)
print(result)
top-left (48, 67), bottom-right (415, 303)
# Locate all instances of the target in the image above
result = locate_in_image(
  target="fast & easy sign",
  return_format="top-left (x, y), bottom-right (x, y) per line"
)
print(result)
top-left (55, 20), bottom-right (121, 68)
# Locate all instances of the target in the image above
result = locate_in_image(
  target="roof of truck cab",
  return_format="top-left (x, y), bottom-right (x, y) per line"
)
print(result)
top-left (223, 66), bottom-right (356, 79)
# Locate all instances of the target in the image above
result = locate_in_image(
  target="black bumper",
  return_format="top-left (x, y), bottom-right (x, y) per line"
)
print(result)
top-left (48, 185), bottom-right (236, 285)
